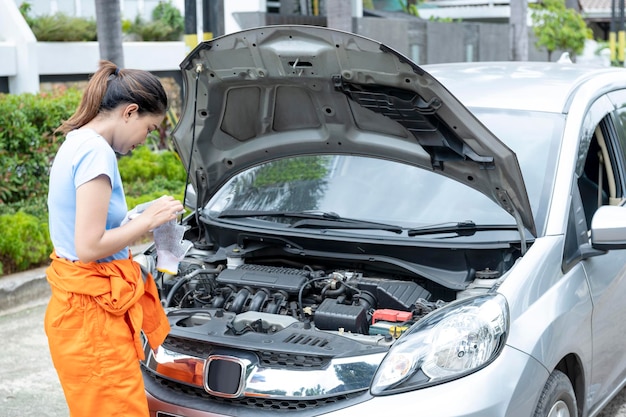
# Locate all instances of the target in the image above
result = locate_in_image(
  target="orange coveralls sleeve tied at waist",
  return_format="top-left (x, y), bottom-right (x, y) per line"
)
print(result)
top-left (44, 252), bottom-right (170, 417)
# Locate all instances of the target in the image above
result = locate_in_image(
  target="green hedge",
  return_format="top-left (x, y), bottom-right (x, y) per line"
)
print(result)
top-left (125, 1), bottom-right (184, 42)
top-left (0, 89), bottom-right (185, 275)
top-left (0, 88), bottom-right (80, 218)
top-left (0, 212), bottom-right (51, 276)
top-left (19, 2), bottom-right (97, 41)
top-left (20, 1), bottom-right (183, 42)
top-left (119, 146), bottom-right (187, 208)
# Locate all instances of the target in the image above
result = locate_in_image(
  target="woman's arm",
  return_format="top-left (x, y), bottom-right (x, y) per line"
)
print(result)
top-left (74, 174), bottom-right (183, 263)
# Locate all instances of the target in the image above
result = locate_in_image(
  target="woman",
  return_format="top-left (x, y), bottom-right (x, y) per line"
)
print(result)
top-left (45, 60), bottom-right (183, 416)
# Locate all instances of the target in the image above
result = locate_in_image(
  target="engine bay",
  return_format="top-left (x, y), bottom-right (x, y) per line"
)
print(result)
top-left (148, 231), bottom-right (515, 341)
top-left (137, 219), bottom-right (521, 405)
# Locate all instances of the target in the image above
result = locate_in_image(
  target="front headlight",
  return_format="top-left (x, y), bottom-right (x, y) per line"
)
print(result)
top-left (370, 293), bottom-right (508, 395)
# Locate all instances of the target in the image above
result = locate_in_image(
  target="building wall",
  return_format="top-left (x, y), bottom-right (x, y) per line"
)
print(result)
top-left (1, 1), bottom-right (600, 94)
top-left (356, 17), bottom-right (569, 64)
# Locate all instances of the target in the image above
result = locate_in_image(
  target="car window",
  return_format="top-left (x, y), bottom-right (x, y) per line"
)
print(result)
top-left (576, 100), bottom-right (625, 230)
top-left (471, 109), bottom-right (562, 233)
top-left (577, 124), bottom-right (611, 229)
top-left (607, 89), bottom-right (626, 195)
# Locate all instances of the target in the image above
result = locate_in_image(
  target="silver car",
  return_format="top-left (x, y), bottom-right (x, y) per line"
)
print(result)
top-left (136, 25), bottom-right (626, 417)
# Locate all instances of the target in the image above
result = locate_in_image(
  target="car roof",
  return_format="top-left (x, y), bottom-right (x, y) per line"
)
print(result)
top-left (423, 62), bottom-right (624, 113)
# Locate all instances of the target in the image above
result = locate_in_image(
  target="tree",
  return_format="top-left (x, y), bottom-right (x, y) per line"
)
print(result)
top-left (94, 0), bottom-right (124, 67)
top-left (530, 0), bottom-right (592, 62)
top-left (398, 0), bottom-right (420, 16)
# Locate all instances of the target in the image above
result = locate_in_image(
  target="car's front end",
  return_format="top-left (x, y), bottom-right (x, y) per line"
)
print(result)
top-left (143, 338), bottom-right (547, 417)
top-left (134, 25), bottom-right (572, 417)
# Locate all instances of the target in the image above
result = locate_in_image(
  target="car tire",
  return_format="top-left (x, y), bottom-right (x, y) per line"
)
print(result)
top-left (533, 370), bottom-right (577, 417)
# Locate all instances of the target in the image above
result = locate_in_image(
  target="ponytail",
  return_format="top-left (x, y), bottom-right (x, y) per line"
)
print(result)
top-left (56, 60), bottom-right (168, 134)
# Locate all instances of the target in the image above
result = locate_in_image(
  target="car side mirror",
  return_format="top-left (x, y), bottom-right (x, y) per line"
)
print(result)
top-left (590, 205), bottom-right (626, 250)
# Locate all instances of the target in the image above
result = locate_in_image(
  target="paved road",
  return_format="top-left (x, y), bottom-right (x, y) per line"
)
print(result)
top-left (1, 298), bottom-right (626, 417)
top-left (605, 391), bottom-right (626, 417)
top-left (0, 300), bottom-right (68, 417)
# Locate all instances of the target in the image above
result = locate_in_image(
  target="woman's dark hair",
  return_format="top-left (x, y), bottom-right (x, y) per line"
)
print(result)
top-left (57, 60), bottom-right (168, 134)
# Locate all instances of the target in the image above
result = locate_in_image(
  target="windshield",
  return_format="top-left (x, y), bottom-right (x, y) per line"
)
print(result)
top-left (205, 109), bottom-right (562, 236)
top-left (474, 108), bottom-right (563, 233)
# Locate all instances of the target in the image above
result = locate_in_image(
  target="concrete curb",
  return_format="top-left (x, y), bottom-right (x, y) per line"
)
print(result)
top-left (0, 266), bottom-right (50, 315)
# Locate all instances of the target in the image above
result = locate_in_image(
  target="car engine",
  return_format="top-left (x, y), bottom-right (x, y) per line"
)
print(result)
top-left (152, 245), bottom-right (452, 339)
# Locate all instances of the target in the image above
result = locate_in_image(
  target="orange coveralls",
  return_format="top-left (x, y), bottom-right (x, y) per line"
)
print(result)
top-left (44, 253), bottom-right (170, 417)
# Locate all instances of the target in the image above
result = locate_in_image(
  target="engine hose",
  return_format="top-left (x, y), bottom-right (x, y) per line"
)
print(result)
top-left (163, 266), bottom-right (223, 308)
top-left (321, 281), bottom-right (346, 298)
top-left (298, 276), bottom-right (335, 320)
top-left (357, 291), bottom-right (376, 310)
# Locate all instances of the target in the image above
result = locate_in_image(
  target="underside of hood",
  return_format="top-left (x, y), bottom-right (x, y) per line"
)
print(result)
top-left (173, 25), bottom-right (536, 237)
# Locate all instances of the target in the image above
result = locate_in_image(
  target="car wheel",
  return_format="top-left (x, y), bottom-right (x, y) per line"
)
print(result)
top-left (533, 370), bottom-right (577, 417)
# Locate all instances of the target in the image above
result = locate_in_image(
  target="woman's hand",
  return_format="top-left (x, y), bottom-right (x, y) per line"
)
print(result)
top-left (75, 176), bottom-right (184, 263)
top-left (137, 195), bottom-right (184, 230)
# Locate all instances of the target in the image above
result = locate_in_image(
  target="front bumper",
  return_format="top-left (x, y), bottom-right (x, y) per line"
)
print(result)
top-left (144, 345), bottom-right (548, 417)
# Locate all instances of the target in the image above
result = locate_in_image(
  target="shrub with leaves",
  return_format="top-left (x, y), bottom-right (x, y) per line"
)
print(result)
top-left (119, 146), bottom-right (187, 209)
top-left (0, 88), bottom-right (82, 217)
top-left (0, 82), bottom-right (185, 275)
top-left (530, 0), bottom-right (592, 61)
top-left (398, 0), bottom-right (420, 16)
top-left (152, 1), bottom-right (184, 33)
top-left (19, 2), bottom-right (97, 41)
top-left (126, 0), bottom-right (184, 41)
top-left (0, 211), bottom-right (52, 275)
top-left (0, 88), bottom-right (77, 274)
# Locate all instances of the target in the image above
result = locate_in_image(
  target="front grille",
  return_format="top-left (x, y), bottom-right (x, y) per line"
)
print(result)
top-left (283, 332), bottom-right (330, 347)
top-left (258, 350), bottom-right (330, 368)
top-left (162, 336), bottom-right (212, 357)
top-left (164, 335), bottom-right (332, 370)
top-left (149, 372), bottom-right (365, 411)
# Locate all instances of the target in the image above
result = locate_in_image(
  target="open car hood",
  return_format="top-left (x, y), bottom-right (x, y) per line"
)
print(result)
top-left (173, 25), bottom-right (536, 236)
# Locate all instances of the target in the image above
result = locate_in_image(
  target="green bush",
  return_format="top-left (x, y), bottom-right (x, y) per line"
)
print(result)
top-left (0, 88), bottom-right (80, 274)
top-left (0, 88), bottom-right (82, 217)
top-left (19, 3), bottom-right (97, 41)
top-left (120, 146), bottom-right (187, 208)
top-left (128, 20), bottom-right (179, 41)
top-left (0, 86), bottom-right (186, 275)
top-left (20, 0), bottom-right (183, 43)
top-left (31, 13), bottom-right (97, 41)
top-left (126, 0), bottom-right (184, 41)
top-left (0, 212), bottom-right (52, 275)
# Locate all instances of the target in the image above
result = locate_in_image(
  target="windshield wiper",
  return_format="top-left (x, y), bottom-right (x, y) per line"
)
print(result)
top-left (217, 210), bottom-right (403, 234)
top-left (218, 209), bottom-right (340, 220)
top-left (407, 221), bottom-right (519, 237)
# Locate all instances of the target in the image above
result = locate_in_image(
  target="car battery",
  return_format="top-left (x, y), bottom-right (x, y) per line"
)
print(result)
top-left (313, 298), bottom-right (369, 334)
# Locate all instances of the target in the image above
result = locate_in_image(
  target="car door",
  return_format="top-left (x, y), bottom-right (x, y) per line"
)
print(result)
top-left (574, 93), bottom-right (626, 413)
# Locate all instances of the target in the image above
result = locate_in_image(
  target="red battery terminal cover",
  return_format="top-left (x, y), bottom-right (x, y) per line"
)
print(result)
top-left (372, 309), bottom-right (412, 323)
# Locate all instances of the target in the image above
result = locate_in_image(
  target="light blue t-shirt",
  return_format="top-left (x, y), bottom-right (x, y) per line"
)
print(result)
top-left (48, 129), bottom-right (129, 262)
